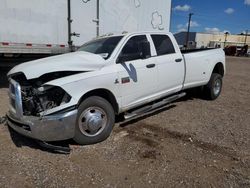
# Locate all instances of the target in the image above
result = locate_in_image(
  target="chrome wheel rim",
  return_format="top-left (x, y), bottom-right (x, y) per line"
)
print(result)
top-left (78, 107), bottom-right (107, 137)
top-left (213, 79), bottom-right (221, 96)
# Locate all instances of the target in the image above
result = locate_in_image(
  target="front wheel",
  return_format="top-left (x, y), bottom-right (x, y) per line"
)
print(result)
top-left (74, 96), bottom-right (115, 145)
top-left (204, 73), bottom-right (223, 100)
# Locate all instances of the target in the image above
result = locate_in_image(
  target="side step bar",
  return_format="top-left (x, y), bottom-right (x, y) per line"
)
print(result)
top-left (124, 92), bottom-right (186, 120)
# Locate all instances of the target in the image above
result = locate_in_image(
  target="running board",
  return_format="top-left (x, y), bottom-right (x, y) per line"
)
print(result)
top-left (124, 92), bottom-right (186, 120)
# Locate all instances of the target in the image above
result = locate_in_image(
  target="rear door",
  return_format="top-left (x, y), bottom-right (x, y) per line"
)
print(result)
top-left (116, 35), bottom-right (158, 109)
top-left (150, 34), bottom-right (185, 95)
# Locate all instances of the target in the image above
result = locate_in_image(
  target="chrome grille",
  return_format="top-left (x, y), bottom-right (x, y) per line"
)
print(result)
top-left (9, 79), bottom-right (23, 119)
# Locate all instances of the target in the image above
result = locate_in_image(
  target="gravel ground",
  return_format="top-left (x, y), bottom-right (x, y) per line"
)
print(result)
top-left (0, 57), bottom-right (250, 187)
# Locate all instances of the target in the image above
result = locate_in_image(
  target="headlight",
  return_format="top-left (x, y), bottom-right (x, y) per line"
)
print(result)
top-left (37, 85), bottom-right (54, 92)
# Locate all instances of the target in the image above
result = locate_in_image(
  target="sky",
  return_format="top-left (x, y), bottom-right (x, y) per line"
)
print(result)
top-left (171, 0), bottom-right (250, 34)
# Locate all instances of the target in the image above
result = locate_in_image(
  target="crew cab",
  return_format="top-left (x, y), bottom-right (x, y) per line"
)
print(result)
top-left (7, 32), bottom-right (225, 145)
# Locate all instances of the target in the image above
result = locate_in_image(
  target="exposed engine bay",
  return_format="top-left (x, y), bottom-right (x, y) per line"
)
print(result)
top-left (21, 85), bottom-right (71, 116)
top-left (10, 71), bottom-right (79, 116)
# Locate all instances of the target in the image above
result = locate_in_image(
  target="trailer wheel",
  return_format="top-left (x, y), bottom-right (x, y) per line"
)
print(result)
top-left (74, 96), bottom-right (115, 145)
top-left (204, 73), bottom-right (223, 100)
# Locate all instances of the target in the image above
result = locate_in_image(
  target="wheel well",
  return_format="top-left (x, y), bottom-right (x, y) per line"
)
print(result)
top-left (78, 89), bottom-right (119, 114)
top-left (212, 62), bottom-right (224, 77)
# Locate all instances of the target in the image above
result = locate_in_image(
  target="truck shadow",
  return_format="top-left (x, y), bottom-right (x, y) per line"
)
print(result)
top-left (119, 88), bottom-right (205, 127)
top-left (0, 69), bottom-right (10, 88)
top-left (177, 87), bottom-right (206, 102)
top-left (119, 104), bottom-right (177, 127)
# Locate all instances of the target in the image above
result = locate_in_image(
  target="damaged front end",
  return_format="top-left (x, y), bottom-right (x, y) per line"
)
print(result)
top-left (22, 84), bottom-right (71, 116)
top-left (7, 72), bottom-right (79, 141)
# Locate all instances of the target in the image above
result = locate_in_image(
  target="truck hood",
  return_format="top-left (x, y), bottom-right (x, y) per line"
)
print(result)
top-left (8, 51), bottom-right (106, 79)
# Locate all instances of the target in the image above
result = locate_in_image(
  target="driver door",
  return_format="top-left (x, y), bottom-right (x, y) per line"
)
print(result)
top-left (116, 35), bottom-right (158, 109)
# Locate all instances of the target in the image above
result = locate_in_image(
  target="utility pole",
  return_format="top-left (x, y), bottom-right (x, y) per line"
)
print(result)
top-left (224, 32), bottom-right (229, 48)
top-left (185, 13), bottom-right (194, 49)
top-left (244, 30), bottom-right (248, 46)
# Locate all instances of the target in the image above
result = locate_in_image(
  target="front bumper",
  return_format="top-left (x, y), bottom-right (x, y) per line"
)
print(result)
top-left (7, 109), bottom-right (78, 142)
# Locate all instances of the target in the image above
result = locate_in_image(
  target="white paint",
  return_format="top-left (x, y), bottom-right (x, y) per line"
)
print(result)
top-left (8, 32), bottom-right (225, 115)
top-left (0, 0), bottom-right (67, 44)
top-left (99, 0), bottom-right (171, 35)
top-left (183, 48), bottom-right (225, 89)
top-left (8, 51), bottom-right (105, 79)
top-left (0, 0), bottom-right (171, 46)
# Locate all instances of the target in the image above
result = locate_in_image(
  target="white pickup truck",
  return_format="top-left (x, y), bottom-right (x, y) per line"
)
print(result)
top-left (7, 32), bottom-right (225, 145)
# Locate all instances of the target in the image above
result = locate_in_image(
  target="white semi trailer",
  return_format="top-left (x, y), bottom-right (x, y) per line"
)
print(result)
top-left (0, 0), bottom-right (171, 55)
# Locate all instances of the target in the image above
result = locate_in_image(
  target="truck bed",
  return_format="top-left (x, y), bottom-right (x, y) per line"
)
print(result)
top-left (182, 47), bottom-right (225, 89)
top-left (181, 48), bottom-right (217, 54)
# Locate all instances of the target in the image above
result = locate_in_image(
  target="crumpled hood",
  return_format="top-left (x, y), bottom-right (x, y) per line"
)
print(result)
top-left (8, 51), bottom-right (106, 79)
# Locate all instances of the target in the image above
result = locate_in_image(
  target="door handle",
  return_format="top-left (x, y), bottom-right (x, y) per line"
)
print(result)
top-left (175, 58), bottom-right (183, 62)
top-left (146, 64), bottom-right (155, 68)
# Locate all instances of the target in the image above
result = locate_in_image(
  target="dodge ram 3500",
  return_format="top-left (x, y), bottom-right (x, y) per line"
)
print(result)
top-left (7, 32), bottom-right (225, 145)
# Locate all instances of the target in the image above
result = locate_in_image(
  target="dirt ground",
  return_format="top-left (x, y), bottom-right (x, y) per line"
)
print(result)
top-left (0, 57), bottom-right (250, 188)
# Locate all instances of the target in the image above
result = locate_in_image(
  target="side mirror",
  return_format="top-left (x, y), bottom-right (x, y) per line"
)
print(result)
top-left (116, 54), bottom-right (128, 64)
top-left (139, 41), bottom-right (151, 59)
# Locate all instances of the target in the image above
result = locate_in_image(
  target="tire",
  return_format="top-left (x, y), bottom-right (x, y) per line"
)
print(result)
top-left (74, 96), bottom-right (115, 145)
top-left (204, 73), bottom-right (223, 100)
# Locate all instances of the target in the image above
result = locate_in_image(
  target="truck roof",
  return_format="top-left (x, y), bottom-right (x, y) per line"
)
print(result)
top-left (94, 31), bottom-right (172, 40)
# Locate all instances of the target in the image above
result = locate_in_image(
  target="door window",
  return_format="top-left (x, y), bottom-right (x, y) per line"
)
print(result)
top-left (118, 35), bottom-right (148, 62)
top-left (151, 35), bottom-right (175, 56)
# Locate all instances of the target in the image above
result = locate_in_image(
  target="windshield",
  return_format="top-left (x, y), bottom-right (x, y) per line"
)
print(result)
top-left (78, 36), bottom-right (123, 59)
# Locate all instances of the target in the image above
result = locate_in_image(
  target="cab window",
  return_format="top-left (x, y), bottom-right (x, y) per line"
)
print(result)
top-left (151, 35), bottom-right (175, 56)
top-left (117, 35), bottom-right (148, 62)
